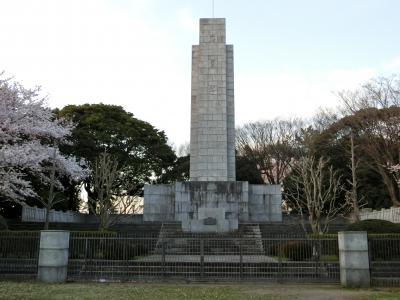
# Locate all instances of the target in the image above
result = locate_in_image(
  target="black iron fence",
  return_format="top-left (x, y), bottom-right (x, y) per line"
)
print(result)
top-left (2, 230), bottom-right (399, 286)
top-left (0, 231), bottom-right (40, 279)
top-left (369, 235), bottom-right (400, 286)
top-left (67, 235), bottom-right (340, 282)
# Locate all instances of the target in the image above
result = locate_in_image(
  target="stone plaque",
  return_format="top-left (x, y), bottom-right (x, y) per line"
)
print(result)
top-left (203, 217), bottom-right (217, 225)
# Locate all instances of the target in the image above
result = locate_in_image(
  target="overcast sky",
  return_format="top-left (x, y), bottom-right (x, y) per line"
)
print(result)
top-left (1, 0), bottom-right (399, 147)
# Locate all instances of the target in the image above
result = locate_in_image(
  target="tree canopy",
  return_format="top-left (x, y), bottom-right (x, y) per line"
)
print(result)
top-left (57, 103), bottom-right (176, 212)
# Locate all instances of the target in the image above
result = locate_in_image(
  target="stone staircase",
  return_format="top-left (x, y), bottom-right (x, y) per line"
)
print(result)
top-left (238, 223), bottom-right (264, 254)
top-left (153, 222), bottom-right (265, 255)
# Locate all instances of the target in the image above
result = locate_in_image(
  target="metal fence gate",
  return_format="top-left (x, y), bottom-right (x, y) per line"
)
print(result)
top-left (369, 236), bottom-right (400, 286)
top-left (0, 231), bottom-right (40, 280)
top-left (67, 235), bottom-right (340, 282)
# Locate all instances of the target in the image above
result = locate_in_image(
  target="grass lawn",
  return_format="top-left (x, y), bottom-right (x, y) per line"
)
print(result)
top-left (0, 282), bottom-right (399, 300)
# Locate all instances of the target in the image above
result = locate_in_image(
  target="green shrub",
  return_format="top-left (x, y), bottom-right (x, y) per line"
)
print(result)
top-left (346, 219), bottom-right (400, 234)
top-left (281, 241), bottom-right (313, 261)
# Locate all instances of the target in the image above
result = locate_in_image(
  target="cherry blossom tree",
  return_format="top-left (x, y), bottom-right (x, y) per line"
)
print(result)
top-left (0, 74), bottom-right (87, 209)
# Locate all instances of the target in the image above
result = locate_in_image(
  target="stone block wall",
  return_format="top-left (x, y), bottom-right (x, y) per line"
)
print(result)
top-left (143, 184), bottom-right (175, 222)
top-left (248, 185), bottom-right (282, 222)
top-left (226, 44), bottom-right (235, 181)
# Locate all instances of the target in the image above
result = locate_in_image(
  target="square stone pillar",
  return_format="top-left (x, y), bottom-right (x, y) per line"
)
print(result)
top-left (338, 231), bottom-right (370, 288)
top-left (38, 230), bottom-right (70, 283)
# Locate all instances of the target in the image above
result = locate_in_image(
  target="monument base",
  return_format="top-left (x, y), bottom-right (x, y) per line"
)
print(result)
top-left (144, 181), bottom-right (282, 232)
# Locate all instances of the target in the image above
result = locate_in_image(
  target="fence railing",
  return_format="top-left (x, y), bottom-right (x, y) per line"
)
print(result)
top-left (369, 235), bottom-right (400, 286)
top-left (0, 231), bottom-right (40, 279)
top-left (360, 207), bottom-right (400, 223)
top-left (67, 235), bottom-right (340, 282)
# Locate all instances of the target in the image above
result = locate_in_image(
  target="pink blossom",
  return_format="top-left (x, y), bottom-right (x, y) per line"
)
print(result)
top-left (0, 75), bottom-right (87, 201)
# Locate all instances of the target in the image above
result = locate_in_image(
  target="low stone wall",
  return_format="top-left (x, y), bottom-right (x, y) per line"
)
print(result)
top-left (21, 206), bottom-right (143, 224)
top-left (22, 206), bottom-right (85, 223)
top-left (360, 207), bottom-right (400, 223)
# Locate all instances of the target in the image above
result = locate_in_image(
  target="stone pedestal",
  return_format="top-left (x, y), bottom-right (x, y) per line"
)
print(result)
top-left (143, 181), bottom-right (282, 231)
top-left (38, 230), bottom-right (70, 283)
top-left (175, 181), bottom-right (247, 232)
top-left (338, 231), bottom-right (370, 288)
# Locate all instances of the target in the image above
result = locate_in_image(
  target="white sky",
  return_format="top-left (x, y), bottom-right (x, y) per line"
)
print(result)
top-left (1, 0), bottom-right (399, 147)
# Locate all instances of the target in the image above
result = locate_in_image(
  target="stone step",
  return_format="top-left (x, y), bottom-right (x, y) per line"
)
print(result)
top-left (153, 222), bottom-right (267, 255)
top-left (68, 262), bottom-right (337, 279)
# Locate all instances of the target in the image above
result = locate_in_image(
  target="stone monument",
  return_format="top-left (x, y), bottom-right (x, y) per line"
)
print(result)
top-left (143, 18), bottom-right (282, 232)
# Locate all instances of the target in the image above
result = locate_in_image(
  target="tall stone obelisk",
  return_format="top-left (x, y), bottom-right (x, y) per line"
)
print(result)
top-left (190, 18), bottom-right (235, 182)
top-left (143, 18), bottom-right (282, 231)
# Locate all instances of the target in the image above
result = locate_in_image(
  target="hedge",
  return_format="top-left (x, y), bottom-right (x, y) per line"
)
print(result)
top-left (346, 219), bottom-right (400, 234)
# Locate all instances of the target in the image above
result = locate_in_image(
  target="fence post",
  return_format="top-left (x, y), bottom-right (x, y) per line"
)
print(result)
top-left (162, 240), bottom-right (166, 278)
top-left (200, 239), bottom-right (204, 279)
top-left (239, 242), bottom-right (243, 280)
top-left (277, 237), bottom-right (282, 283)
top-left (38, 230), bottom-right (70, 283)
top-left (84, 237), bottom-right (89, 260)
top-left (338, 231), bottom-right (370, 287)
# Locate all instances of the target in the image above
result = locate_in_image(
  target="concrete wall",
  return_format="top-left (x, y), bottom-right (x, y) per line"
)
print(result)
top-left (143, 184), bottom-right (175, 222)
top-left (248, 184), bottom-right (282, 222)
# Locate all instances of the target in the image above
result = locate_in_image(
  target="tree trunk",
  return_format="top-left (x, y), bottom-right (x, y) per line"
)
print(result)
top-left (44, 207), bottom-right (50, 230)
top-left (44, 146), bottom-right (56, 230)
top-left (0, 215), bottom-right (8, 230)
top-left (309, 215), bottom-right (318, 234)
top-left (85, 181), bottom-right (97, 215)
top-left (380, 168), bottom-right (400, 207)
top-left (350, 132), bottom-right (360, 220)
